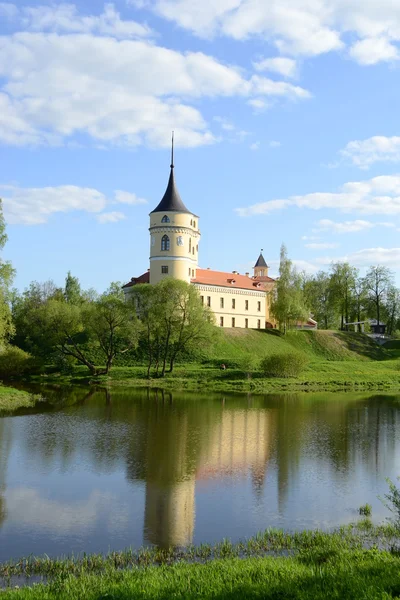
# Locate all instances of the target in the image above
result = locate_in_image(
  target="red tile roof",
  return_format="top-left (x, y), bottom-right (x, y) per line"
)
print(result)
top-left (191, 268), bottom-right (275, 291)
top-left (122, 271), bottom-right (150, 288)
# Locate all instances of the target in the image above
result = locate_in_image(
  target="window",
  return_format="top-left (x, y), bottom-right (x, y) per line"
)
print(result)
top-left (207, 296), bottom-right (211, 307)
top-left (200, 296), bottom-right (204, 305)
top-left (192, 269), bottom-right (194, 277)
top-left (232, 317), bottom-right (235, 328)
top-left (220, 317), bottom-right (224, 327)
top-left (192, 248), bottom-right (195, 255)
top-left (220, 297), bottom-right (224, 309)
top-left (189, 238), bottom-right (191, 252)
top-left (190, 219), bottom-right (193, 225)
top-left (257, 301), bottom-right (261, 312)
top-left (188, 268), bottom-right (191, 276)
top-left (259, 269), bottom-right (264, 276)
top-left (161, 266), bottom-right (168, 274)
top-left (245, 318), bottom-right (248, 328)
top-left (193, 221), bottom-right (196, 228)
top-left (161, 235), bottom-right (170, 251)
top-left (245, 300), bottom-right (249, 311)
top-left (196, 244), bottom-right (198, 252)
top-left (232, 298), bottom-right (236, 309)
top-left (161, 215), bottom-right (170, 223)
top-left (257, 319), bottom-right (261, 329)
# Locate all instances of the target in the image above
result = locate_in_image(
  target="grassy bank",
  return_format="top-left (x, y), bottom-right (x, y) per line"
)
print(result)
top-left (27, 330), bottom-right (400, 393)
top-left (2, 525), bottom-right (400, 599)
top-left (0, 384), bottom-right (42, 413)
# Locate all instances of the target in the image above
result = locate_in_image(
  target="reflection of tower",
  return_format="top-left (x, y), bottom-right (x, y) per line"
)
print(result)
top-left (144, 479), bottom-right (195, 547)
top-left (149, 134), bottom-right (200, 285)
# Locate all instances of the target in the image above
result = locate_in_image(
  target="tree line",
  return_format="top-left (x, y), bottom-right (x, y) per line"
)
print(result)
top-left (271, 244), bottom-right (400, 334)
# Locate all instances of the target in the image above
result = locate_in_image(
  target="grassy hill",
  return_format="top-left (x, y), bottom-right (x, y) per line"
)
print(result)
top-left (207, 329), bottom-right (389, 365)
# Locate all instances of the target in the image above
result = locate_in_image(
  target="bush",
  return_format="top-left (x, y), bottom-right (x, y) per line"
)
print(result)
top-left (0, 345), bottom-right (33, 378)
top-left (260, 352), bottom-right (308, 378)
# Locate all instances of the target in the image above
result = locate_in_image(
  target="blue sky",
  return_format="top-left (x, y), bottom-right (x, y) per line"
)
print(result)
top-left (1, 0), bottom-right (400, 292)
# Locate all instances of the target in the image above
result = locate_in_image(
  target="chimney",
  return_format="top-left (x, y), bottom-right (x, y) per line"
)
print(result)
top-left (245, 272), bottom-right (249, 277)
top-left (232, 270), bottom-right (238, 274)
top-left (207, 267), bottom-right (210, 270)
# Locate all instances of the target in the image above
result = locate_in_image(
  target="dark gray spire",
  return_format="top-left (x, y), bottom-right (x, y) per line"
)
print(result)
top-left (254, 250), bottom-right (268, 268)
top-left (151, 133), bottom-right (191, 214)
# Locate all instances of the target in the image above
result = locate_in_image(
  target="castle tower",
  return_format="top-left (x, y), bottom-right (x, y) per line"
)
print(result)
top-left (254, 250), bottom-right (269, 278)
top-left (149, 134), bottom-right (200, 285)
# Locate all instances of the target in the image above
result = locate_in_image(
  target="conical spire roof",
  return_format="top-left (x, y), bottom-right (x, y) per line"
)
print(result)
top-left (151, 133), bottom-right (191, 214)
top-left (254, 251), bottom-right (268, 268)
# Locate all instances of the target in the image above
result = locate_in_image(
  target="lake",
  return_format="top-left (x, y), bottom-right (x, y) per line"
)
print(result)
top-left (0, 386), bottom-right (400, 562)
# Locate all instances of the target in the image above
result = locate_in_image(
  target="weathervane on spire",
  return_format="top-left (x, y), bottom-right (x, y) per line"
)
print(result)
top-left (171, 131), bottom-right (174, 169)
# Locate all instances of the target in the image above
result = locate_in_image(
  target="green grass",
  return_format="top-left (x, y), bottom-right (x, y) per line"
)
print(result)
top-left (2, 526), bottom-right (400, 599)
top-left (0, 384), bottom-right (43, 413)
top-left (26, 330), bottom-right (400, 393)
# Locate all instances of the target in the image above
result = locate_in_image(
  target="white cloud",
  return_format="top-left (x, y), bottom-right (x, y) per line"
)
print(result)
top-left (301, 235), bottom-right (320, 241)
top-left (269, 140), bottom-right (281, 148)
top-left (1, 184), bottom-right (107, 225)
top-left (114, 190), bottom-right (147, 205)
top-left (316, 247), bottom-right (400, 268)
top-left (21, 3), bottom-right (153, 38)
top-left (247, 98), bottom-right (270, 112)
top-left (315, 219), bottom-right (375, 233)
top-left (0, 2), bottom-right (18, 18)
top-left (305, 242), bottom-right (339, 249)
top-left (96, 211), bottom-right (126, 223)
top-left (340, 136), bottom-right (400, 169)
top-left (235, 175), bottom-right (400, 217)
top-left (0, 184), bottom-right (143, 225)
top-left (140, 0), bottom-right (400, 65)
top-left (349, 37), bottom-right (399, 65)
top-left (250, 141), bottom-right (260, 151)
top-left (253, 57), bottom-right (297, 78)
top-left (0, 23), bottom-right (310, 148)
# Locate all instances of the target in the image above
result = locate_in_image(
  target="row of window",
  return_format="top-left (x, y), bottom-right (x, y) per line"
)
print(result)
top-left (161, 215), bottom-right (197, 228)
top-left (161, 235), bottom-right (197, 254)
top-left (219, 317), bottom-right (261, 329)
top-left (201, 296), bottom-right (262, 312)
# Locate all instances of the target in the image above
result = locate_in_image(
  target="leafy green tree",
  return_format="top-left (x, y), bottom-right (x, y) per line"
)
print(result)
top-left (84, 283), bottom-right (141, 374)
top-left (329, 262), bottom-right (357, 330)
top-left (64, 271), bottom-right (83, 305)
top-left (0, 199), bottom-right (16, 345)
top-left (383, 285), bottom-right (400, 335)
top-left (363, 266), bottom-right (394, 326)
top-left (271, 244), bottom-right (308, 333)
top-left (302, 271), bottom-right (336, 329)
top-left (134, 279), bottom-right (215, 377)
top-left (351, 276), bottom-right (368, 329)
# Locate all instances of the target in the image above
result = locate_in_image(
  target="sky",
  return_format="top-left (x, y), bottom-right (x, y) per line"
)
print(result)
top-left (1, 0), bottom-right (400, 292)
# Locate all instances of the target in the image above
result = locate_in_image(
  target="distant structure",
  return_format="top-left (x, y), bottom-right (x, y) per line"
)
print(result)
top-left (123, 137), bottom-right (316, 330)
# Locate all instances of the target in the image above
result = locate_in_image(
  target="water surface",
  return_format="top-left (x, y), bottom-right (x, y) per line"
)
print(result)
top-left (0, 386), bottom-right (399, 561)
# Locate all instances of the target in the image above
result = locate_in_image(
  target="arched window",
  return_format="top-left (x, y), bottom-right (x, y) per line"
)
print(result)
top-left (161, 215), bottom-right (170, 223)
top-left (161, 235), bottom-right (170, 251)
top-left (189, 238), bottom-right (191, 252)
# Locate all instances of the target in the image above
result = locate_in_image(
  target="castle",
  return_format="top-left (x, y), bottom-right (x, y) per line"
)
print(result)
top-left (123, 141), bottom-right (315, 330)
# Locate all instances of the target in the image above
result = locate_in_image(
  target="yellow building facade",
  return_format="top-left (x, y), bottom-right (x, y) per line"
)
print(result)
top-left (123, 142), bottom-right (277, 329)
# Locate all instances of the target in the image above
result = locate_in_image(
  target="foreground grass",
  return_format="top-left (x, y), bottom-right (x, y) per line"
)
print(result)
top-left (2, 526), bottom-right (400, 599)
top-left (0, 384), bottom-right (42, 413)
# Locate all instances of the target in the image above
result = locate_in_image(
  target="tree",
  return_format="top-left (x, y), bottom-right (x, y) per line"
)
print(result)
top-left (302, 271), bottom-right (336, 329)
top-left (84, 283), bottom-right (141, 374)
top-left (363, 266), bottom-right (394, 326)
top-left (64, 271), bottom-right (83, 305)
top-left (134, 279), bottom-right (215, 377)
top-left (352, 275), bottom-right (368, 329)
top-left (383, 285), bottom-right (400, 335)
top-left (0, 199), bottom-right (16, 345)
top-left (271, 244), bottom-right (308, 333)
top-left (329, 262), bottom-right (357, 330)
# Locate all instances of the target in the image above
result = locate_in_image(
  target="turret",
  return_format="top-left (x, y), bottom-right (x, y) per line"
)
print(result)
top-left (254, 250), bottom-right (269, 278)
top-left (149, 134), bottom-right (200, 285)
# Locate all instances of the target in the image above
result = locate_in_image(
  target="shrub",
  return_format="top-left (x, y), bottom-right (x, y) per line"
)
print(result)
top-left (380, 477), bottom-right (400, 529)
top-left (359, 503), bottom-right (372, 516)
top-left (260, 352), bottom-right (308, 378)
top-left (0, 345), bottom-right (33, 378)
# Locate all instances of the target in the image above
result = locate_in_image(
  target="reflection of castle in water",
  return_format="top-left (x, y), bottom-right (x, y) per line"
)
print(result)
top-left (143, 403), bottom-right (274, 547)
